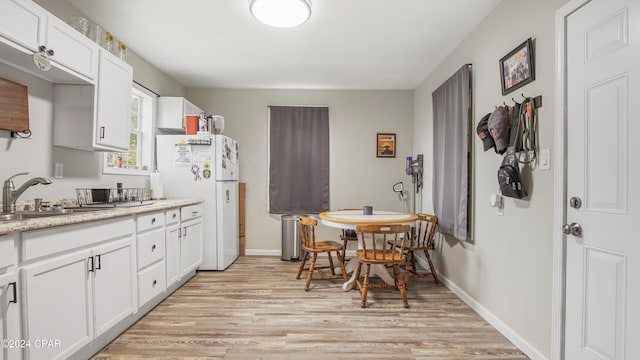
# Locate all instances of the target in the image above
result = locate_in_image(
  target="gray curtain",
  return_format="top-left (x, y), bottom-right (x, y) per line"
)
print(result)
top-left (269, 106), bottom-right (329, 214)
top-left (432, 65), bottom-right (471, 241)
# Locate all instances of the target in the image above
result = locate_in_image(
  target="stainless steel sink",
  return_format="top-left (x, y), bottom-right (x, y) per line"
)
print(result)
top-left (0, 209), bottom-right (76, 221)
top-left (0, 213), bottom-right (22, 221)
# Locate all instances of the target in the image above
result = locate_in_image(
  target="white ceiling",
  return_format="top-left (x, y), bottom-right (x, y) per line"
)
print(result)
top-left (65, 0), bottom-right (502, 90)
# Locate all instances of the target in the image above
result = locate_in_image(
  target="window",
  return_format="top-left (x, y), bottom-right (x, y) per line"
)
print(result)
top-left (103, 83), bottom-right (156, 175)
top-left (268, 106), bottom-right (330, 214)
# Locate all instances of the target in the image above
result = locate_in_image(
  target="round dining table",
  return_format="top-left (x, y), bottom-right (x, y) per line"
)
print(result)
top-left (318, 209), bottom-right (417, 291)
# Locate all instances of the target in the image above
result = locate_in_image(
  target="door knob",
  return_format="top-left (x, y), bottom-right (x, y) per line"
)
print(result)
top-left (569, 196), bottom-right (582, 209)
top-left (562, 222), bottom-right (583, 237)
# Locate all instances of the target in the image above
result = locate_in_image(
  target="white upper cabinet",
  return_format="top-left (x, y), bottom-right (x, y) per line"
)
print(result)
top-left (53, 49), bottom-right (133, 152)
top-left (0, 0), bottom-right (46, 51)
top-left (45, 14), bottom-right (98, 80)
top-left (157, 97), bottom-right (203, 131)
top-left (0, 0), bottom-right (98, 82)
top-left (95, 49), bottom-right (133, 150)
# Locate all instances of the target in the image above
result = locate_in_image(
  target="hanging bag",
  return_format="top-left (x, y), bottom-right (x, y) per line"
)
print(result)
top-left (498, 149), bottom-right (527, 199)
top-left (497, 100), bottom-right (528, 199)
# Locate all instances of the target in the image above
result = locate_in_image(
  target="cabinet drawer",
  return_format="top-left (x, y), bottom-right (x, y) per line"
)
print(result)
top-left (22, 217), bottom-right (134, 261)
top-left (181, 204), bottom-right (203, 222)
top-left (165, 208), bottom-right (180, 225)
top-left (137, 228), bottom-right (165, 270)
top-left (137, 211), bottom-right (164, 232)
top-left (0, 235), bottom-right (15, 269)
top-left (138, 260), bottom-right (166, 306)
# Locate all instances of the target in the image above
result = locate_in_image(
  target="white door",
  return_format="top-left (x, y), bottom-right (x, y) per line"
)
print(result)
top-left (565, 0), bottom-right (639, 358)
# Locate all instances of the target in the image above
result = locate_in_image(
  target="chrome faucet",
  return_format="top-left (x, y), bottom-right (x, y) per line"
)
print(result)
top-left (2, 172), bottom-right (52, 213)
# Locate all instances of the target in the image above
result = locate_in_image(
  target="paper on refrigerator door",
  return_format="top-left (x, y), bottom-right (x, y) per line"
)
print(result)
top-left (173, 144), bottom-right (192, 165)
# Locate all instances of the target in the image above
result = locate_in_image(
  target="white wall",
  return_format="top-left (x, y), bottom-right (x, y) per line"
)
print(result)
top-left (185, 89), bottom-right (414, 253)
top-left (413, 0), bottom-right (569, 358)
top-left (0, 0), bottom-right (185, 205)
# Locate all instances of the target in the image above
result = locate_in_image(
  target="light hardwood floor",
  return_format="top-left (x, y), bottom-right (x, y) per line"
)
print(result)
top-left (92, 256), bottom-right (528, 359)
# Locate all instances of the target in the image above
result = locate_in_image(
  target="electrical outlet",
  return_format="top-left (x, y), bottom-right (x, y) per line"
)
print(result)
top-left (55, 163), bottom-right (63, 178)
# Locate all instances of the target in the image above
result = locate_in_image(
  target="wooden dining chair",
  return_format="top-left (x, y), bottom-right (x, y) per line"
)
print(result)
top-left (296, 215), bottom-right (348, 291)
top-left (402, 213), bottom-right (439, 285)
top-left (354, 224), bottom-right (410, 308)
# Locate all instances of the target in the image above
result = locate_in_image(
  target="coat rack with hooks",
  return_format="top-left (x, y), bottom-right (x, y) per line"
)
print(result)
top-left (495, 93), bottom-right (542, 109)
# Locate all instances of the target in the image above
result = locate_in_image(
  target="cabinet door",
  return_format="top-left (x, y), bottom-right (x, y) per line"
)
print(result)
top-left (22, 250), bottom-right (93, 360)
top-left (45, 14), bottom-right (98, 79)
top-left (0, 272), bottom-right (21, 360)
top-left (181, 218), bottom-right (203, 275)
top-left (92, 237), bottom-right (136, 336)
top-left (0, 0), bottom-right (45, 51)
top-left (95, 49), bottom-right (132, 151)
top-left (166, 223), bottom-right (181, 286)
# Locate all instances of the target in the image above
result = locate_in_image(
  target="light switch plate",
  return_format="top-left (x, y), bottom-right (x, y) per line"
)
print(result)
top-left (540, 148), bottom-right (551, 170)
top-left (55, 163), bottom-right (63, 178)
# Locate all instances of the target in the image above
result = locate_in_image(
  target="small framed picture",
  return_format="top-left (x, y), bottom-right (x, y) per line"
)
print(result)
top-left (499, 38), bottom-right (535, 95)
top-left (376, 133), bottom-right (396, 158)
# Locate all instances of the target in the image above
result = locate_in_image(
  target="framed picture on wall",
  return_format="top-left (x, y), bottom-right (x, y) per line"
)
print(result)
top-left (499, 38), bottom-right (535, 95)
top-left (376, 133), bottom-right (396, 158)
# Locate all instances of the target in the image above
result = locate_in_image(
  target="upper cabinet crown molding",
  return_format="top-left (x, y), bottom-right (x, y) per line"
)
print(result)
top-left (0, 0), bottom-right (98, 84)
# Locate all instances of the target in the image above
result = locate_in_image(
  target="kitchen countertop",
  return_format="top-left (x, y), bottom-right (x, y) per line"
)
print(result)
top-left (0, 199), bottom-right (202, 236)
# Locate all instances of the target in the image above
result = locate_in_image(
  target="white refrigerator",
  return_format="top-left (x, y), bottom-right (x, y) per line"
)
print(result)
top-left (156, 134), bottom-right (239, 270)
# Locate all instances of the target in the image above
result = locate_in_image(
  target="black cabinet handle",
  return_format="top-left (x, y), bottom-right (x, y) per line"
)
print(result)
top-left (178, 227), bottom-right (182, 237)
top-left (152, 244), bottom-right (156, 251)
top-left (152, 279), bottom-right (157, 287)
top-left (88, 256), bottom-right (95, 272)
top-left (183, 227), bottom-right (187, 237)
top-left (96, 254), bottom-right (102, 270)
top-left (151, 217), bottom-right (156, 225)
top-left (172, 213), bottom-right (177, 219)
top-left (99, 126), bottom-right (105, 139)
top-left (9, 282), bottom-right (17, 304)
top-left (47, 49), bottom-right (54, 56)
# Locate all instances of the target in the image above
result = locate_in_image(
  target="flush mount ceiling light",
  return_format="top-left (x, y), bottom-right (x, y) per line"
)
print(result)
top-left (249, 0), bottom-right (312, 28)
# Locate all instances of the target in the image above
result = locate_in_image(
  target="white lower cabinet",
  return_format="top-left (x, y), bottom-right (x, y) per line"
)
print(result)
top-left (137, 260), bottom-right (166, 306)
top-left (93, 239), bottom-right (136, 336)
top-left (21, 217), bottom-right (135, 360)
top-left (0, 271), bottom-right (20, 360)
top-left (22, 249), bottom-right (94, 360)
top-left (136, 211), bottom-right (166, 307)
top-left (9, 203), bottom-right (203, 359)
top-left (165, 222), bottom-right (181, 287)
top-left (180, 205), bottom-right (203, 276)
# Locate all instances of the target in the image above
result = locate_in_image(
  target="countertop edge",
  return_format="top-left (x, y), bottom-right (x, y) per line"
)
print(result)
top-left (0, 199), bottom-right (203, 236)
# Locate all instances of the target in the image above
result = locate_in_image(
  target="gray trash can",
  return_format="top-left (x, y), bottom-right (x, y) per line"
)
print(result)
top-left (281, 214), bottom-right (302, 261)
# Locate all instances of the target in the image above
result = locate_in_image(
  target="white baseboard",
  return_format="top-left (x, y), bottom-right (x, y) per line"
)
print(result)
top-left (245, 249), bottom-right (281, 256)
top-left (438, 273), bottom-right (548, 360)
top-left (245, 250), bottom-right (359, 257)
